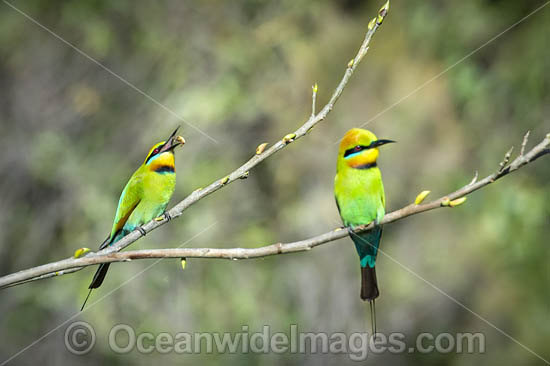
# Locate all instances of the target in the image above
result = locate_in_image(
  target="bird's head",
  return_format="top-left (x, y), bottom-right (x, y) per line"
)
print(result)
top-left (143, 127), bottom-right (186, 170)
top-left (338, 128), bottom-right (394, 170)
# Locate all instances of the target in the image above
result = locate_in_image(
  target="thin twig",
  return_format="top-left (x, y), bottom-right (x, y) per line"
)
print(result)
top-left (498, 146), bottom-right (514, 173)
top-left (521, 130), bottom-right (530, 156)
top-left (311, 83), bottom-right (318, 118)
top-left (1, 131), bottom-right (548, 289)
top-left (468, 171), bottom-right (478, 186)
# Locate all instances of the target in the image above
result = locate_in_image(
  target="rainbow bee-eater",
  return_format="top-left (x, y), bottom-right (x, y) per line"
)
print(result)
top-left (334, 128), bottom-right (394, 334)
top-left (81, 128), bottom-right (185, 310)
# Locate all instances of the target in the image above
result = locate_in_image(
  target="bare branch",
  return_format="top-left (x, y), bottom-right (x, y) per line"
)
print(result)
top-left (311, 83), bottom-right (318, 118)
top-left (521, 130), bottom-right (530, 156)
top-left (498, 146), bottom-right (514, 173)
top-left (1, 131), bottom-right (548, 289)
top-left (468, 170), bottom-right (478, 186)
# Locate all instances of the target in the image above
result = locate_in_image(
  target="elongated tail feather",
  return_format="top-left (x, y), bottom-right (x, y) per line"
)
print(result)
top-left (361, 266), bottom-right (379, 338)
top-left (360, 265), bottom-right (379, 301)
top-left (81, 289), bottom-right (93, 311)
top-left (80, 263), bottom-right (111, 311)
top-left (80, 235), bottom-right (112, 311)
top-left (370, 299), bottom-right (377, 338)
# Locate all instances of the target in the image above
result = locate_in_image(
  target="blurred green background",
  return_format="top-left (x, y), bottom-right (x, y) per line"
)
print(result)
top-left (0, 0), bottom-right (549, 365)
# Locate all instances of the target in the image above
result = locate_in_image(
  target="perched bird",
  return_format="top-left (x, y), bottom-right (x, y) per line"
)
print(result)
top-left (81, 128), bottom-right (185, 310)
top-left (334, 128), bottom-right (394, 335)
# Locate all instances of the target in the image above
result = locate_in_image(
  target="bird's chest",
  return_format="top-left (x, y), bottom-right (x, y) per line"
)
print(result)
top-left (143, 171), bottom-right (176, 204)
top-left (336, 171), bottom-right (384, 226)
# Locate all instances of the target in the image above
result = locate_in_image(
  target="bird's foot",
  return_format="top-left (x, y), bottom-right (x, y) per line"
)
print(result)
top-left (154, 212), bottom-right (172, 222)
top-left (137, 227), bottom-right (147, 236)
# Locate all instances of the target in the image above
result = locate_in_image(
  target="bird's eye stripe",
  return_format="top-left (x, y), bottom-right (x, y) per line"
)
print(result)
top-left (145, 144), bottom-right (165, 164)
top-left (344, 145), bottom-right (369, 158)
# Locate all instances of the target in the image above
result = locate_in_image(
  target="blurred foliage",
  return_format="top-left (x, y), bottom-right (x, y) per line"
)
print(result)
top-left (0, 0), bottom-right (549, 365)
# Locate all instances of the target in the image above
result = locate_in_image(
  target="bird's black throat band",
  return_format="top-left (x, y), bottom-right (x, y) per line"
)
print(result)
top-left (354, 162), bottom-right (377, 170)
top-left (155, 165), bottom-right (175, 174)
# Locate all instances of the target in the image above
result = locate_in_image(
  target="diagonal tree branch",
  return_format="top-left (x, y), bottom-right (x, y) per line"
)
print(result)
top-left (0, 2), bottom-right (391, 289)
top-left (1, 131), bottom-right (548, 289)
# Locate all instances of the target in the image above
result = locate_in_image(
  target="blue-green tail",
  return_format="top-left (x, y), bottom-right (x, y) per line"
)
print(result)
top-left (351, 227), bottom-right (382, 339)
top-left (350, 227), bottom-right (382, 301)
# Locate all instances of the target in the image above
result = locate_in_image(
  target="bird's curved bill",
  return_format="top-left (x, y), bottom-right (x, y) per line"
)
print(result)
top-left (160, 127), bottom-right (186, 153)
top-left (369, 139), bottom-right (396, 148)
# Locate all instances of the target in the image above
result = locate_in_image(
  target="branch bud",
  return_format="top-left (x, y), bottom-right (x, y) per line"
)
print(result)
top-left (256, 142), bottom-right (268, 155)
top-left (220, 176), bottom-right (229, 185)
top-left (377, 1), bottom-right (390, 25)
top-left (181, 258), bottom-right (186, 270)
top-left (283, 133), bottom-right (296, 143)
top-left (414, 190), bottom-right (431, 205)
top-left (441, 197), bottom-right (450, 207)
top-left (74, 248), bottom-right (91, 258)
top-left (449, 197), bottom-right (467, 207)
top-left (368, 17), bottom-right (377, 30)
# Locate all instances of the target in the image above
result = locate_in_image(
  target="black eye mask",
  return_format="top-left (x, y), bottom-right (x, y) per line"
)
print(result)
top-left (343, 139), bottom-right (396, 158)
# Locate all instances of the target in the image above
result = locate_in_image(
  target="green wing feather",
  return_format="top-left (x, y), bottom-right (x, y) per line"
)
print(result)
top-left (109, 169), bottom-right (144, 242)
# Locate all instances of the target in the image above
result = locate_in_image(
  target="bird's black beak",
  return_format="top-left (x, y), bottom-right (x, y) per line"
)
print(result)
top-left (370, 139), bottom-right (396, 148)
top-left (160, 127), bottom-right (185, 153)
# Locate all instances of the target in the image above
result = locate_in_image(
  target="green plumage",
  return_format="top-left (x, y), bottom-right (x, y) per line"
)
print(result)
top-left (110, 159), bottom-right (176, 239)
top-left (334, 128), bottom-right (393, 303)
top-left (81, 129), bottom-right (184, 311)
top-left (335, 165), bottom-right (385, 268)
top-left (334, 128), bottom-right (394, 336)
